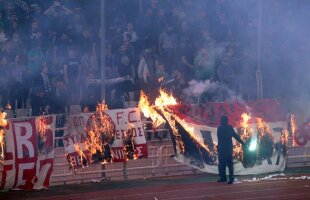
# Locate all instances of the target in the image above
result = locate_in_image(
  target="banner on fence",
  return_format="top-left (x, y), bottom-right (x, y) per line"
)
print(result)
top-left (63, 108), bottom-right (148, 169)
top-left (291, 115), bottom-right (310, 147)
top-left (168, 100), bottom-right (288, 175)
top-left (0, 116), bottom-right (55, 190)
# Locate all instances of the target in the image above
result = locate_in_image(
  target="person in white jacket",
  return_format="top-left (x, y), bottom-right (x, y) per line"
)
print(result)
top-left (138, 47), bottom-right (159, 84)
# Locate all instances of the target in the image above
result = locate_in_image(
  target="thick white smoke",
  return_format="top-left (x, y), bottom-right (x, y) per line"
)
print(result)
top-left (183, 79), bottom-right (244, 103)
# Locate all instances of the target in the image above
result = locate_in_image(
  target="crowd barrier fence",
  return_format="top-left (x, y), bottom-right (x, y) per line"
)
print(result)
top-left (0, 114), bottom-right (309, 187)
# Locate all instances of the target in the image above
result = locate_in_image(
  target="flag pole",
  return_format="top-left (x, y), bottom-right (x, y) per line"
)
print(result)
top-left (256, 0), bottom-right (263, 99)
top-left (100, 0), bottom-right (106, 103)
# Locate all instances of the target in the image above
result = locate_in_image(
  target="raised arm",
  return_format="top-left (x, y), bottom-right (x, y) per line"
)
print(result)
top-left (231, 127), bottom-right (245, 146)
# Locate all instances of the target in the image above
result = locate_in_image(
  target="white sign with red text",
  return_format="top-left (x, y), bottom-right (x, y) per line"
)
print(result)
top-left (63, 108), bottom-right (147, 168)
top-left (1, 116), bottom-right (55, 190)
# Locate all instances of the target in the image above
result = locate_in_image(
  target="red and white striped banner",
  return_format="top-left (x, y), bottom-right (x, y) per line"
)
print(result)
top-left (1, 116), bottom-right (55, 190)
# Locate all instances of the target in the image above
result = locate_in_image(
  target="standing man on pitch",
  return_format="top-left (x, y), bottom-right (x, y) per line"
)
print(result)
top-left (217, 115), bottom-right (246, 184)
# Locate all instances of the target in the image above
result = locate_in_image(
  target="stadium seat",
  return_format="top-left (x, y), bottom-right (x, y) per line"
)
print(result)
top-left (15, 109), bottom-right (28, 118)
top-left (70, 105), bottom-right (82, 114)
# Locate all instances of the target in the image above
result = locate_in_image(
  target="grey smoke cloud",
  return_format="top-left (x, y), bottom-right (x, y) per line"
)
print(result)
top-left (183, 80), bottom-right (244, 103)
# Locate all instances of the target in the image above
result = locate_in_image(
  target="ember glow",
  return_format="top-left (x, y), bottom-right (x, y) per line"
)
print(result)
top-left (0, 111), bottom-right (8, 158)
top-left (38, 117), bottom-right (50, 143)
top-left (5, 104), bottom-right (11, 110)
top-left (158, 76), bottom-right (164, 83)
top-left (123, 125), bottom-right (138, 161)
top-left (288, 114), bottom-right (296, 146)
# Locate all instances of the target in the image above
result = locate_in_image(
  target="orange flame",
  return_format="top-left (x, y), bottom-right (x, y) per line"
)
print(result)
top-left (155, 89), bottom-right (178, 107)
top-left (256, 117), bottom-right (272, 139)
top-left (0, 111), bottom-right (8, 158)
top-left (289, 114), bottom-right (296, 146)
top-left (281, 130), bottom-right (289, 144)
top-left (233, 113), bottom-right (252, 160)
top-left (138, 91), bottom-right (165, 128)
top-left (96, 103), bottom-right (108, 112)
top-left (85, 103), bottom-right (114, 164)
top-left (38, 117), bottom-right (48, 141)
top-left (139, 89), bottom-right (213, 156)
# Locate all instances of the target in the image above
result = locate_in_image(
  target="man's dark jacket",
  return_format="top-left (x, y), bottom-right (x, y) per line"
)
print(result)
top-left (217, 124), bottom-right (245, 158)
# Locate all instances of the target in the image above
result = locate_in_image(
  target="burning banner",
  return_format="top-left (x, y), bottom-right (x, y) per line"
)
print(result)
top-left (63, 106), bottom-right (147, 170)
top-left (139, 90), bottom-right (289, 175)
top-left (287, 113), bottom-right (310, 147)
top-left (0, 115), bottom-right (55, 190)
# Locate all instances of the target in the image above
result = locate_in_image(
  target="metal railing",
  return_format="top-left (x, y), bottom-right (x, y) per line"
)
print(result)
top-left (1, 114), bottom-right (310, 187)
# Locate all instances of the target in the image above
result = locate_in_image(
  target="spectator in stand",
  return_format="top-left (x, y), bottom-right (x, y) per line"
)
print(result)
top-left (111, 27), bottom-right (124, 55)
top-left (63, 48), bottom-right (81, 104)
top-left (8, 55), bottom-right (27, 109)
top-left (44, 0), bottom-right (72, 18)
top-left (104, 43), bottom-right (116, 78)
top-left (123, 33), bottom-right (135, 66)
top-left (31, 63), bottom-right (52, 116)
top-left (123, 22), bottom-right (139, 64)
top-left (0, 11), bottom-right (9, 31)
top-left (50, 76), bottom-right (68, 114)
top-left (27, 19), bottom-right (43, 49)
top-left (169, 5), bottom-right (182, 32)
top-left (155, 63), bottom-right (170, 84)
top-left (79, 28), bottom-right (95, 55)
top-left (138, 46), bottom-right (159, 85)
top-left (4, 3), bottom-right (16, 22)
top-left (212, 8), bottom-right (231, 42)
top-left (80, 69), bottom-right (98, 112)
top-left (159, 23), bottom-right (177, 74)
top-left (29, 3), bottom-right (46, 25)
top-left (114, 45), bottom-right (135, 107)
top-left (216, 43), bottom-right (241, 91)
top-left (124, 22), bottom-right (138, 45)
top-left (53, 31), bottom-right (72, 76)
top-left (138, 7), bottom-right (156, 45)
top-left (170, 69), bottom-right (187, 100)
top-left (199, 28), bottom-right (216, 50)
top-left (5, 32), bottom-right (26, 60)
top-left (27, 42), bottom-right (45, 77)
top-left (0, 28), bottom-right (8, 50)
top-left (44, 0), bottom-right (72, 39)
top-left (70, 7), bottom-right (85, 39)
top-left (9, 20), bottom-right (22, 37)
top-left (12, 0), bottom-right (29, 23)
top-left (81, 43), bottom-right (98, 78)
top-left (176, 21), bottom-right (195, 81)
top-left (0, 56), bottom-right (9, 108)
top-left (153, 8), bottom-right (167, 35)
top-left (194, 47), bottom-right (215, 81)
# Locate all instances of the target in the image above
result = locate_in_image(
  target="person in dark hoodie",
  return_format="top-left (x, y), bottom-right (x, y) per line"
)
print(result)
top-left (217, 115), bottom-right (246, 184)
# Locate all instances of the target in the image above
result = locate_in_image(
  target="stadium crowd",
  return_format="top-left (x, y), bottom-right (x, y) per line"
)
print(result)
top-left (0, 0), bottom-right (307, 116)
